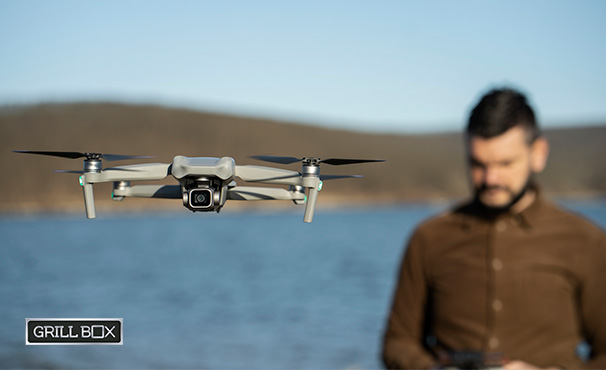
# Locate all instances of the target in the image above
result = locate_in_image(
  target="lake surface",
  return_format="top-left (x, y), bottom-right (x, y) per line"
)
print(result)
top-left (1, 200), bottom-right (605, 369)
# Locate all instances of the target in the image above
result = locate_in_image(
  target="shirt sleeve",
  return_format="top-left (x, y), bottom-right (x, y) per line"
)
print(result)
top-left (582, 231), bottom-right (606, 368)
top-left (382, 229), bottom-right (436, 369)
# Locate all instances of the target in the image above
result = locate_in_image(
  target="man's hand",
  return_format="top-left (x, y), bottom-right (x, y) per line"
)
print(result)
top-left (503, 360), bottom-right (560, 370)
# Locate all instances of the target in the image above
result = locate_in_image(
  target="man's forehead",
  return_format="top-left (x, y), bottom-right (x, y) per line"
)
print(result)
top-left (467, 126), bottom-right (530, 161)
top-left (467, 125), bottom-right (533, 145)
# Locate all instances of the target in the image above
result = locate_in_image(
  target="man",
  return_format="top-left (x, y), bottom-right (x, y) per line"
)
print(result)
top-left (382, 88), bottom-right (606, 369)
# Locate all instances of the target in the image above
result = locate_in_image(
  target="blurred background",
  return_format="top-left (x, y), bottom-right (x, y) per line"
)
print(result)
top-left (1, 1), bottom-right (605, 369)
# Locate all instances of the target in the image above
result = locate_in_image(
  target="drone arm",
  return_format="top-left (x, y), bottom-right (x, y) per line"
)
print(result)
top-left (83, 163), bottom-right (172, 184)
top-left (235, 165), bottom-right (322, 222)
top-left (112, 185), bottom-right (182, 199)
top-left (227, 186), bottom-right (305, 201)
top-left (235, 165), bottom-right (305, 186)
top-left (78, 163), bottom-right (171, 219)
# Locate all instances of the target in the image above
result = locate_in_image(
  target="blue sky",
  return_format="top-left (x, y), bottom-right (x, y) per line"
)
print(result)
top-left (1, 1), bottom-right (605, 133)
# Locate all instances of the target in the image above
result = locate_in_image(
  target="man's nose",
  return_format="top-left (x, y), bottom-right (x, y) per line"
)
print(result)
top-left (483, 167), bottom-right (500, 185)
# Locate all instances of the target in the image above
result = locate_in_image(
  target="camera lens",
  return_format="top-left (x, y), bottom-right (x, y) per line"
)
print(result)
top-left (189, 189), bottom-right (213, 208)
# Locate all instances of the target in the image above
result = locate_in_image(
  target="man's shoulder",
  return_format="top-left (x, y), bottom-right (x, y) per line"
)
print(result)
top-left (535, 198), bottom-right (605, 238)
top-left (403, 202), bottom-right (479, 259)
top-left (411, 202), bottom-right (470, 237)
top-left (415, 210), bottom-right (460, 230)
top-left (408, 197), bottom-right (605, 246)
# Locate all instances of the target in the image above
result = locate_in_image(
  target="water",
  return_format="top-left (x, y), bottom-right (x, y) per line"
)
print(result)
top-left (1, 202), bottom-right (605, 369)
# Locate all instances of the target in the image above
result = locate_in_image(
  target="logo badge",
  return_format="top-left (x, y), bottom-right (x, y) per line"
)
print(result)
top-left (26, 318), bottom-right (123, 345)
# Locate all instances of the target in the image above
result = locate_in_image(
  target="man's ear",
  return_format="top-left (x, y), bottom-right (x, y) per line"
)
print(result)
top-left (531, 136), bottom-right (549, 173)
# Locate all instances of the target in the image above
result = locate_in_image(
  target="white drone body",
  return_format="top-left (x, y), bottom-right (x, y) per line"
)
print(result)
top-left (15, 151), bottom-right (384, 223)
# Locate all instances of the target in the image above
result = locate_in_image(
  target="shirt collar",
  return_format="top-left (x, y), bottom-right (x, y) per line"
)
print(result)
top-left (514, 188), bottom-right (549, 230)
top-left (455, 185), bottom-right (546, 231)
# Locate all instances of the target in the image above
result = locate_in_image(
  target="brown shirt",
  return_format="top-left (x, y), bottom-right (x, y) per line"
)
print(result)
top-left (382, 195), bottom-right (606, 369)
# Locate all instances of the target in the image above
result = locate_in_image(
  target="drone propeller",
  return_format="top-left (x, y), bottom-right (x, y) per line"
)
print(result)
top-left (320, 174), bottom-right (363, 180)
top-left (54, 170), bottom-right (84, 174)
top-left (250, 155), bottom-right (301, 165)
top-left (54, 167), bottom-right (139, 174)
top-left (13, 150), bottom-right (153, 162)
top-left (320, 158), bottom-right (385, 166)
top-left (250, 155), bottom-right (385, 166)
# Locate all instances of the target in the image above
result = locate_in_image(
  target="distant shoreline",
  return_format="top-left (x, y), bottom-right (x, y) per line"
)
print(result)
top-left (2, 192), bottom-right (604, 220)
top-left (2, 102), bottom-right (604, 214)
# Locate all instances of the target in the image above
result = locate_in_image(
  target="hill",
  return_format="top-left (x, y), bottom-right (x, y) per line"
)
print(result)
top-left (1, 102), bottom-right (605, 214)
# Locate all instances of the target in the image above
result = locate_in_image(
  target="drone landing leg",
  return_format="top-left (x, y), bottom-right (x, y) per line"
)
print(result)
top-left (82, 183), bottom-right (96, 219)
top-left (303, 187), bottom-right (319, 223)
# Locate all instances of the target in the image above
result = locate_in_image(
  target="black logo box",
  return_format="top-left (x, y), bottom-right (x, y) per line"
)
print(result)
top-left (26, 318), bottom-right (122, 345)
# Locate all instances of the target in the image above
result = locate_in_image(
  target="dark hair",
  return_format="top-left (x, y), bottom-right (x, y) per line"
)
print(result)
top-left (467, 88), bottom-right (540, 143)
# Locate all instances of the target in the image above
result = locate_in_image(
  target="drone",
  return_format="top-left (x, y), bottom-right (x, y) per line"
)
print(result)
top-left (14, 151), bottom-right (384, 223)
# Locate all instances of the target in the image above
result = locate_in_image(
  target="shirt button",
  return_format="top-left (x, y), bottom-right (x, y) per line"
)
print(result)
top-left (492, 259), bottom-right (503, 271)
top-left (495, 221), bottom-right (507, 232)
top-left (492, 299), bottom-right (503, 311)
top-left (489, 337), bottom-right (500, 349)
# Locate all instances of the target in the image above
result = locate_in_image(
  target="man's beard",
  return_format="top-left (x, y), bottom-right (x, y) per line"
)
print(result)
top-left (474, 176), bottom-right (532, 214)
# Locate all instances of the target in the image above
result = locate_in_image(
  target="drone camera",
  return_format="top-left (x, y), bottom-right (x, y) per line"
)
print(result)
top-left (182, 177), bottom-right (224, 212)
top-left (188, 188), bottom-right (213, 209)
